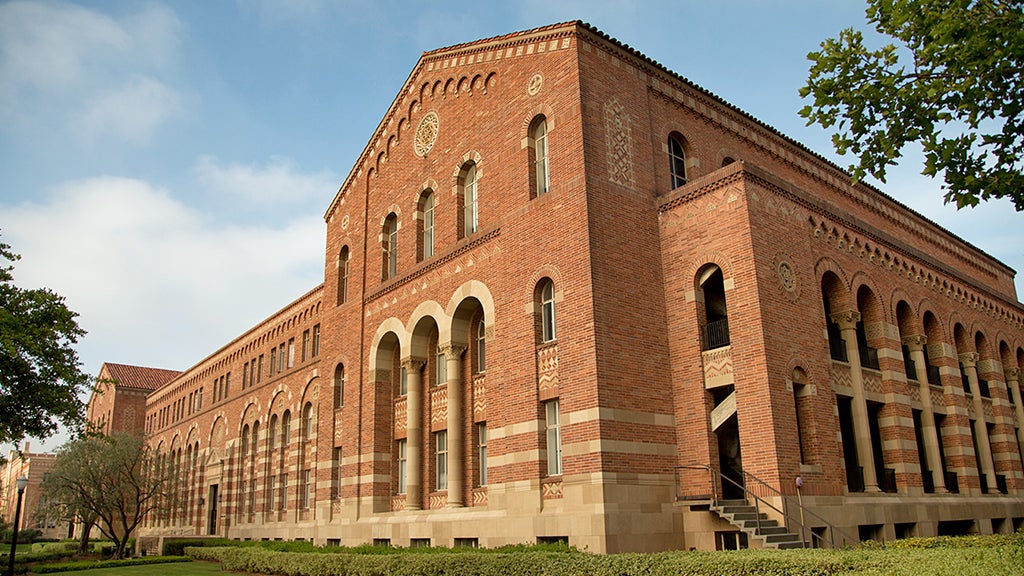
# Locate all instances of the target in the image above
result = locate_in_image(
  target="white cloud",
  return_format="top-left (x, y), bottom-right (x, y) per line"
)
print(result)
top-left (0, 1), bottom-right (183, 141)
top-left (1, 174), bottom-right (326, 379)
top-left (74, 76), bottom-right (183, 144)
top-left (195, 155), bottom-right (338, 205)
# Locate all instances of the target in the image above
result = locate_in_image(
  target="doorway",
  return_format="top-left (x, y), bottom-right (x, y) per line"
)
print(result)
top-left (207, 484), bottom-right (219, 535)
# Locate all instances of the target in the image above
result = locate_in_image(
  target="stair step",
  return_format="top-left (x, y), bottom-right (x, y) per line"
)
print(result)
top-left (775, 540), bottom-right (809, 550)
top-left (753, 526), bottom-right (789, 535)
top-left (764, 533), bottom-right (801, 543)
top-left (740, 519), bottom-right (778, 529)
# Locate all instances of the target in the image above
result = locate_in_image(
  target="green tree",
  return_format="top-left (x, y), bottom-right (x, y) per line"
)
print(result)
top-left (0, 234), bottom-right (91, 445)
top-left (41, 432), bottom-right (169, 559)
top-left (800, 0), bottom-right (1024, 210)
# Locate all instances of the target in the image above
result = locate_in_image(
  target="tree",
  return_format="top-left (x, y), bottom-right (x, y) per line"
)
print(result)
top-left (800, 0), bottom-right (1024, 210)
top-left (0, 233), bottom-right (91, 444)
top-left (40, 432), bottom-right (168, 559)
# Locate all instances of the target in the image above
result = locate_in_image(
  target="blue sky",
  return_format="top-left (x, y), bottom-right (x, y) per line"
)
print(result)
top-left (2, 1), bottom-right (1021, 452)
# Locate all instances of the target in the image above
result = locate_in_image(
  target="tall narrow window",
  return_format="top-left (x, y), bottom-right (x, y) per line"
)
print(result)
top-left (279, 472), bottom-right (288, 510)
top-left (312, 324), bottom-right (320, 357)
top-left (462, 163), bottom-right (478, 236)
top-left (278, 344), bottom-right (286, 373)
top-left (478, 423), bottom-right (488, 486)
top-left (436, 351), bottom-right (447, 385)
top-left (334, 364), bottom-right (345, 407)
top-left (668, 134), bottom-right (687, 189)
top-left (281, 410), bottom-right (291, 447)
top-left (288, 338), bottom-right (295, 368)
top-left (421, 191), bottom-right (434, 260)
top-left (477, 320), bottom-right (486, 373)
top-left (302, 330), bottom-right (310, 362)
top-left (257, 355), bottom-right (264, 383)
top-left (383, 214), bottom-right (398, 280)
top-left (436, 430), bottom-right (449, 490)
top-left (532, 117), bottom-right (549, 196)
top-left (400, 366), bottom-right (408, 396)
top-left (545, 399), bottom-right (562, 476)
top-left (337, 246), bottom-right (350, 304)
top-left (331, 447), bottom-right (343, 499)
top-left (540, 279), bottom-right (556, 342)
top-left (302, 469), bottom-right (312, 509)
top-left (302, 402), bottom-right (314, 441)
top-left (397, 439), bottom-right (407, 494)
top-left (270, 347), bottom-right (277, 375)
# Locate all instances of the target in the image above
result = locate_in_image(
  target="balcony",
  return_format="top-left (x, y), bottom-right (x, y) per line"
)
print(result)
top-left (701, 318), bottom-right (730, 351)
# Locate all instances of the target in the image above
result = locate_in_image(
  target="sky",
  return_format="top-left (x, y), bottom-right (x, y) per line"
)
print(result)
top-left (2, 0), bottom-right (1022, 454)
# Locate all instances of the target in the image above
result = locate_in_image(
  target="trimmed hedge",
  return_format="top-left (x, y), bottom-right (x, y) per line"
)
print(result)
top-left (185, 532), bottom-right (1024, 576)
top-left (30, 556), bottom-right (191, 574)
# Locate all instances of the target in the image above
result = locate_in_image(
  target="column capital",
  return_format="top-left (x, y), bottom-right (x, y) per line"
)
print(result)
top-left (439, 343), bottom-right (467, 359)
top-left (902, 334), bottom-right (927, 350)
top-left (830, 310), bottom-right (861, 330)
top-left (958, 352), bottom-right (980, 367)
top-left (401, 357), bottom-right (426, 371)
top-left (1005, 367), bottom-right (1020, 381)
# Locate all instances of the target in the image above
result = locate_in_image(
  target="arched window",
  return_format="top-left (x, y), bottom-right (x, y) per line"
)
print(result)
top-left (462, 163), bottom-right (478, 237)
top-left (302, 402), bottom-right (314, 441)
top-left (539, 279), bottom-right (556, 343)
top-left (477, 319), bottom-right (486, 373)
top-left (382, 213), bottom-right (398, 280)
top-left (281, 410), bottom-right (291, 447)
top-left (531, 116), bottom-right (549, 197)
top-left (334, 364), bottom-right (345, 407)
top-left (269, 414), bottom-right (278, 453)
top-left (420, 191), bottom-right (434, 260)
top-left (668, 134), bottom-right (687, 189)
top-left (337, 246), bottom-right (349, 305)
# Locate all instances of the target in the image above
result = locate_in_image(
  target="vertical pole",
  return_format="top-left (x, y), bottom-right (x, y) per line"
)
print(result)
top-left (7, 484), bottom-right (26, 576)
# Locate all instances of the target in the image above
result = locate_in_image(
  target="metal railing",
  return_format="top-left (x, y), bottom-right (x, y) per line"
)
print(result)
top-left (675, 464), bottom-right (858, 549)
top-left (701, 319), bottom-right (730, 350)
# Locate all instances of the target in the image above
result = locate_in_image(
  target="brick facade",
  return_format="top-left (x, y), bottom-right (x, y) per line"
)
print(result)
top-left (96, 22), bottom-right (1024, 552)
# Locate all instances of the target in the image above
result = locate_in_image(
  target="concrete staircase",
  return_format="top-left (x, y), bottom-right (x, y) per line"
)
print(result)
top-left (710, 499), bottom-right (807, 549)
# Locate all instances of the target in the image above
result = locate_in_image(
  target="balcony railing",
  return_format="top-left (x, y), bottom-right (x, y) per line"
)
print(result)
top-left (701, 318), bottom-right (730, 351)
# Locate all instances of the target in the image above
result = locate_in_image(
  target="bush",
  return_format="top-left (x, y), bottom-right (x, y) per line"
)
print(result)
top-left (1, 528), bottom-right (42, 544)
top-left (184, 532), bottom-right (1024, 576)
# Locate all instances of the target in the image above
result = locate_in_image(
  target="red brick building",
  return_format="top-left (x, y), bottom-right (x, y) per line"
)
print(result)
top-left (86, 363), bottom-right (181, 435)
top-left (100, 22), bottom-right (1024, 552)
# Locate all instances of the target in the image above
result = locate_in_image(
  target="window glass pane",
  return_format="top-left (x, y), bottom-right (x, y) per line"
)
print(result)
top-left (542, 281), bottom-right (556, 342)
top-left (546, 400), bottom-right (562, 475)
top-left (436, 431), bottom-right (448, 490)
top-left (423, 193), bottom-right (434, 259)
top-left (669, 136), bottom-right (687, 188)
top-left (477, 320), bottom-right (486, 372)
top-left (464, 164), bottom-right (477, 235)
top-left (534, 119), bottom-right (549, 195)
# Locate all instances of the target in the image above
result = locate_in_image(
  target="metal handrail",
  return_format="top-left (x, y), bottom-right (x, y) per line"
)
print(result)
top-left (675, 464), bottom-right (858, 549)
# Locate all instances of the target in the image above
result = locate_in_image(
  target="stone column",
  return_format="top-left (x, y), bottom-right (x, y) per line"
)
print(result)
top-left (903, 335), bottom-right (947, 492)
top-left (403, 358), bottom-right (426, 510)
top-left (442, 344), bottom-right (467, 507)
top-left (959, 352), bottom-right (996, 492)
top-left (1004, 368), bottom-right (1024, 476)
top-left (832, 310), bottom-right (880, 492)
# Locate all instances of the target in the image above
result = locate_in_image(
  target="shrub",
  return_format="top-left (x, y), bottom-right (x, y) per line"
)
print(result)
top-left (30, 556), bottom-right (190, 574)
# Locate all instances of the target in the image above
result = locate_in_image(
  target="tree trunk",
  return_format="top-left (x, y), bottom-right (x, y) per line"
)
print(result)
top-left (77, 519), bottom-right (92, 555)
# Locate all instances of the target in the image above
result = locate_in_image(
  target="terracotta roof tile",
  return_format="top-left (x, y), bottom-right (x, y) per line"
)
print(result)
top-left (101, 362), bottom-right (181, 391)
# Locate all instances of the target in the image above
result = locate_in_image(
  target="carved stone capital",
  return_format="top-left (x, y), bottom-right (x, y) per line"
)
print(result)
top-left (901, 334), bottom-right (927, 350)
top-left (401, 357), bottom-right (426, 371)
top-left (1005, 367), bottom-right (1020, 382)
top-left (439, 344), bottom-right (467, 360)
top-left (830, 310), bottom-right (861, 330)
top-left (958, 352), bottom-right (980, 368)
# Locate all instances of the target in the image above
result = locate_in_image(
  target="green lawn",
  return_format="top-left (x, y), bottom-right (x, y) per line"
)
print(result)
top-left (37, 561), bottom-right (224, 576)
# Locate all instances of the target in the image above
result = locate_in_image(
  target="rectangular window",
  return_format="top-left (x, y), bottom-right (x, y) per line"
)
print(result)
top-left (397, 439), bottom-right (407, 494)
top-left (400, 366), bottom-right (408, 396)
top-left (331, 447), bottom-right (343, 499)
top-left (545, 400), bottom-right (562, 476)
top-left (312, 324), bottom-right (321, 357)
top-left (436, 352), bottom-right (447, 385)
top-left (197, 387), bottom-right (203, 410)
top-left (280, 473), bottom-right (288, 510)
top-left (257, 355), bottom-right (264, 383)
top-left (268, 475), bottom-right (276, 511)
top-left (288, 338), bottom-right (295, 368)
top-left (302, 469), bottom-right (312, 509)
top-left (225, 372), bottom-right (230, 397)
top-left (250, 357), bottom-right (257, 387)
top-left (278, 344), bottom-right (286, 372)
top-left (302, 330), bottom-right (310, 362)
top-left (478, 423), bottom-right (488, 486)
top-left (436, 431), bottom-right (448, 490)
top-left (242, 362), bottom-right (249, 389)
top-left (423, 196), bottom-right (434, 259)
top-left (270, 347), bottom-right (277, 375)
